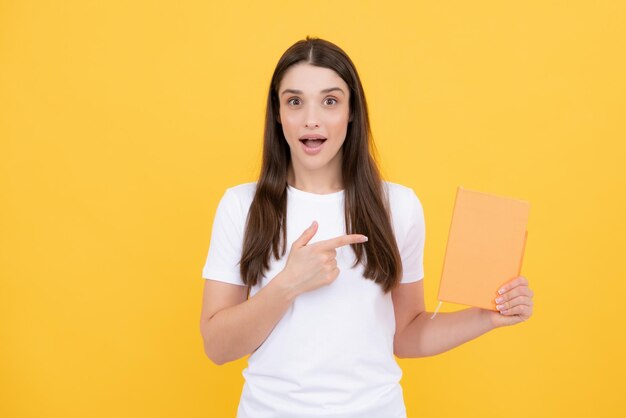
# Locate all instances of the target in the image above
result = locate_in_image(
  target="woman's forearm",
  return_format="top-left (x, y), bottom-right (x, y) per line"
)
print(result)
top-left (201, 271), bottom-right (297, 365)
top-left (394, 307), bottom-right (496, 358)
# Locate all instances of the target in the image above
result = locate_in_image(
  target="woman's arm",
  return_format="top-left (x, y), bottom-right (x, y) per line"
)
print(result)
top-left (200, 272), bottom-right (297, 365)
top-left (200, 222), bottom-right (368, 365)
top-left (392, 276), bottom-right (534, 358)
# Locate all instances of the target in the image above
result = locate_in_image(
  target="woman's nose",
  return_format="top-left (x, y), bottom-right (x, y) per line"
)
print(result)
top-left (304, 105), bottom-right (320, 128)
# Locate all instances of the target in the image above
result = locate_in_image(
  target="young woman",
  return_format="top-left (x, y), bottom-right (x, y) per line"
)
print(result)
top-left (199, 36), bottom-right (534, 418)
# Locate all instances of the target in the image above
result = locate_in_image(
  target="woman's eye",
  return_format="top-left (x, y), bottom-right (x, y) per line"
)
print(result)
top-left (287, 97), bottom-right (336, 106)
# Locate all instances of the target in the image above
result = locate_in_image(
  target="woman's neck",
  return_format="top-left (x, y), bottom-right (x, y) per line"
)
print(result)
top-left (286, 164), bottom-right (343, 194)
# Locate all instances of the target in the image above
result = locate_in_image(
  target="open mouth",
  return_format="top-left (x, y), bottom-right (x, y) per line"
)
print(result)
top-left (299, 136), bottom-right (327, 155)
top-left (299, 138), bottom-right (327, 148)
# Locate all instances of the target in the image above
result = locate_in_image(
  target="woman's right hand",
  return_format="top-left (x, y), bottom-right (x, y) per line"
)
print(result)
top-left (278, 221), bottom-right (368, 297)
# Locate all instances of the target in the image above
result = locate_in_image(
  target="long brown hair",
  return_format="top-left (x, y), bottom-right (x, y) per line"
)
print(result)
top-left (240, 36), bottom-right (402, 293)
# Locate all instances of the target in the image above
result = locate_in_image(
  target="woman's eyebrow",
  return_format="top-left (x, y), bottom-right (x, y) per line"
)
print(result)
top-left (280, 87), bottom-right (345, 96)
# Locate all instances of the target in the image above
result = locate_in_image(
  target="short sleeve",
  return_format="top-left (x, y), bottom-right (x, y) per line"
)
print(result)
top-left (201, 189), bottom-right (246, 286)
top-left (399, 190), bottom-right (426, 284)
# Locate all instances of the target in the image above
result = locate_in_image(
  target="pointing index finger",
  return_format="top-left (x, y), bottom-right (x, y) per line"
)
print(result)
top-left (315, 234), bottom-right (368, 250)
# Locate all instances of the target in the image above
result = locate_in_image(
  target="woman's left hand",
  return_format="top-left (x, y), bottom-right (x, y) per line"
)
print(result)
top-left (485, 275), bottom-right (534, 328)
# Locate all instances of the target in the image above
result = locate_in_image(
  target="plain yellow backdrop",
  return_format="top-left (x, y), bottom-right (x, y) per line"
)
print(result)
top-left (1, 1), bottom-right (624, 417)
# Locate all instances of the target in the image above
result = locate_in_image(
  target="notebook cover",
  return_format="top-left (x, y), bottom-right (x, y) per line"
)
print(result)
top-left (437, 186), bottom-right (530, 311)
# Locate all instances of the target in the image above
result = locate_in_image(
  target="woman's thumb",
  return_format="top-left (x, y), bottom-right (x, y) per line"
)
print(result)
top-left (292, 221), bottom-right (318, 249)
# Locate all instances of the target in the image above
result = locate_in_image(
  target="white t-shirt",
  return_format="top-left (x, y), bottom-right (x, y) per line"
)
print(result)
top-left (202, 181), bottom-right (425, 418)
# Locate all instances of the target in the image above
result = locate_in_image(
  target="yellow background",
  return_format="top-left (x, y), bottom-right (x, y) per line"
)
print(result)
top-left (1, 1), bottom-right (624, 417)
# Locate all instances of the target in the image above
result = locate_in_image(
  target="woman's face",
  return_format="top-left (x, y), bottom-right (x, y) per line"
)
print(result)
top-left (277, 63), bottom-right (351, 176)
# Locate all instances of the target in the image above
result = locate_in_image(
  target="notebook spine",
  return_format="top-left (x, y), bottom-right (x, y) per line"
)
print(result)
top-left (436, 185), bottom-right (462, 303)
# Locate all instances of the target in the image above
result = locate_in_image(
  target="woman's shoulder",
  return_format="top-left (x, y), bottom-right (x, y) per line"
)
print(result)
top-left (382, 180), bottom-right (421, 205)
top-left (225, 181), bottom-right (257, 197)
top-left (219, 181), bottom-right (257, 210)
top-left (382, 181), bottom-right (425, 233)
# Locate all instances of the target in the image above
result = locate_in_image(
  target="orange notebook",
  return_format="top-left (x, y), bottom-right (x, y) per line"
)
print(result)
top-left (436, 186), bottom-right (530, 311)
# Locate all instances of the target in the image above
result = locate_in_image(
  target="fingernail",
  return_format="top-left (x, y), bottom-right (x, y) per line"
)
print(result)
top-left (361, 235), bottom-right (368, 242)
top-left (495, 297), bottom-right (504, 304)
top-left (498, 288), bottom-right (505, 295)
top-left (496, 304), bottom-right (505, 311)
